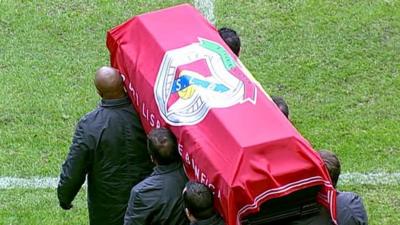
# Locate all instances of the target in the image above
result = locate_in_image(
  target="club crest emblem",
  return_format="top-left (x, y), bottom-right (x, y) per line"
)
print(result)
top-left (154, 38), bottom-right (257, 126)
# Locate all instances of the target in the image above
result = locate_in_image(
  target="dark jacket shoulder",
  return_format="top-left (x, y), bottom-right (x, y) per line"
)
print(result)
top-left (191, 214), bottom-right (225, 225)
top-left (337, 191), bottom-right (368, 225)
top-left (124, 162), bottom-right (189, 225)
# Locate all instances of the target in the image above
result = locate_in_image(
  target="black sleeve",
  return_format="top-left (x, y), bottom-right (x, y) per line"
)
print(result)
top-left (57, 120), bottom-right (92, 206)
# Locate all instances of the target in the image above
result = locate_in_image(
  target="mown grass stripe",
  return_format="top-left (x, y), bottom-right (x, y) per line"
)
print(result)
top-left (1, 172), bottom-right (399, 189)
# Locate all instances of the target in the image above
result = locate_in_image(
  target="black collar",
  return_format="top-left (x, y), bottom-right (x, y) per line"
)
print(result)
top-left (153, 161), bottom-right (182, 175)
top-left (100, 96), bottom-right (131, 108)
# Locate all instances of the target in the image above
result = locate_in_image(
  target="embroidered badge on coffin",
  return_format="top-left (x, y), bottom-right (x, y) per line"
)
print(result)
top-left (155, 38), bottom-right (257, 126)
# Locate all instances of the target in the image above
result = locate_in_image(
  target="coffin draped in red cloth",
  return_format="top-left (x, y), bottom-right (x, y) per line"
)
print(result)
top-left (106, 4), bottom-right (337, 225)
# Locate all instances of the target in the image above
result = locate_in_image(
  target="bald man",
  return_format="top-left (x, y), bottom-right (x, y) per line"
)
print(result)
top-left (57, 66), bottom-right (153, 225)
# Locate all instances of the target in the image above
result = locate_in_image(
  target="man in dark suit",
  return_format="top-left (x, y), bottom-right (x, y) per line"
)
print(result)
top-left (57, 66), bottom-right (153, 225)
top-left (124, 127), bottom-right (189, 225)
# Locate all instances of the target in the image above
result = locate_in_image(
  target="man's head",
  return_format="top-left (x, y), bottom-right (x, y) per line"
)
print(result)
top-left (147, 127), bottom-right (179, 165)
top-left (94, 66), bottom-right (125, 99)
top-left (318, 150), bottom-right (341, 188)
top-left (271, 96), bottom-right (289, 118)
top-left (218, 27), bottom-right (241, 56)
top-left (183, 181), bottom-right (214, 222)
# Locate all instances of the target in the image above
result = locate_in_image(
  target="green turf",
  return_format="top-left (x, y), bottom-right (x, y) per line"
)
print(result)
top-left (0, 186), bottom-right (397, 225)
top-left (0, 189), bottom-right (87, 225)
top-left (215, 0), bottom-right (400, 173)
top-left (0, 0), bottom-right (399, 224)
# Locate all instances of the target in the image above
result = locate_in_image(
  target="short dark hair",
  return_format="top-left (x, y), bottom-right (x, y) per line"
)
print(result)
top-left (183, 181), bottom-right (214, 220)
top-left (147, 127), bottom-right (178, 165)
top-left (318, 150), bottom-right (341, 188)
top-left (271, 96), bottom-right (289, 118)
top-left (218, 27), bottom-right (241, 56)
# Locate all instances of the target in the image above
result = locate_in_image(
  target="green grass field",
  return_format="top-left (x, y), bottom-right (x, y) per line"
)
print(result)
top-left (0, 0), bottom-right (399, 224)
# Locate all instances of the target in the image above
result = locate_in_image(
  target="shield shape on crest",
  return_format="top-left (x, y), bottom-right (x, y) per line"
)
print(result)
top-left (155, 38), bottom-right (257, 126)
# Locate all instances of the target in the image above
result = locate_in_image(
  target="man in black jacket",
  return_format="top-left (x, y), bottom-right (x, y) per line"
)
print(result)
top-left (57, 66), bottom-right (153, 225)
top-left (288, 150), bottom-right (368, 225)
top-left (319, 150), bottom-right (368, 225)
top-left (183, 181), bottom-right (225, 225)
top-left (124, 127), bottom-right (189, 225)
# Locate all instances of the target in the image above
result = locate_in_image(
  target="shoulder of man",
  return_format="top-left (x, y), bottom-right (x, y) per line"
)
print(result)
top-left (337, 191), bottom-right (365, 209)
top-left (77, 107), bottom-right (99, 126)
top-left (79, 106), bottom-right (102, 123)
top-left (337, 191), bottom-right (368, 224)
top-left (128, 175), bottom-right (164, 209)
top-left (74, 106), bottom-right (106, 132)
top-left (133, 174), bottom-right (164, 195)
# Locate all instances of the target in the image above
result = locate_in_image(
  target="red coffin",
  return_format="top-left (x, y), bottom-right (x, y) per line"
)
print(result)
top-left (107, 4), bottom-right (337, 225)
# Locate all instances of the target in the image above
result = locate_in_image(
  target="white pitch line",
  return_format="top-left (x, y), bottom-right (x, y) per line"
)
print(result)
top-left (194, 0), bottom-right (216, 24)
top-left (0, 173), bottom-right (399, 189)
top-left (339, 172), bottom-right (400, 185)
top-left (0, 177), bottom-right (59, 189)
